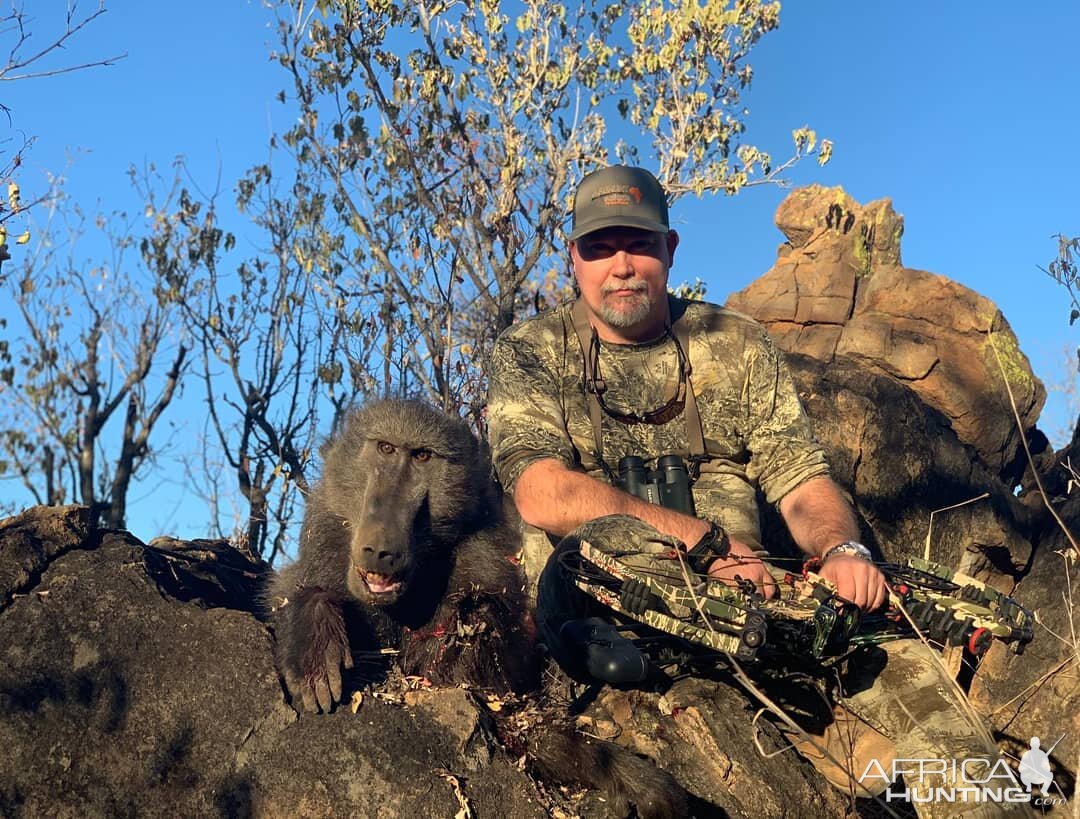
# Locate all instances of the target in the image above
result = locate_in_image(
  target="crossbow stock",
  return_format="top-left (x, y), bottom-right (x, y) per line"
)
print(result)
top-left (561, 542), bottom-right (1034, 664)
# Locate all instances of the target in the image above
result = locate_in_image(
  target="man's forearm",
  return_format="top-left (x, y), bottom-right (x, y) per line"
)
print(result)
top-left (777, 475), bottom-right (861, 558)
top-left (780, 475), bottom-right (886, 610)
top-left (513, 458), bottom-right (710, 546)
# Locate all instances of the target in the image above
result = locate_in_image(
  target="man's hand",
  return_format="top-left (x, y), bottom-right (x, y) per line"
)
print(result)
top-left (705, 537), bottom-right (778, 599)
top-left (818, 554), bottom-right (887, 611)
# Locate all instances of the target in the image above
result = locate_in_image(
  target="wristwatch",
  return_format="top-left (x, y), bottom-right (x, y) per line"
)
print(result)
top-left (823, 540), bottom-right (873, 563)
top-left (686, 522), bottom-right (731, 574)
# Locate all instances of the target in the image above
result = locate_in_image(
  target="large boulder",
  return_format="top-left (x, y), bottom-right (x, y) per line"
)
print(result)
top-left (0, 507), bottom-right (546, 818)
top-left (0, 506), bottom-right (852, 818)
top-left (764, 354), bottom-right (1036, 584)
top-left (730, 187), bottom-right (1075, 810)
top-left (728, 185), bottom-right (1045, 481)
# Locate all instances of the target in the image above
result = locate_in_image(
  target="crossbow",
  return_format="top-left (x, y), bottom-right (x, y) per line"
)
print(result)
top-left (560, 542), bottom-right (1034, 665)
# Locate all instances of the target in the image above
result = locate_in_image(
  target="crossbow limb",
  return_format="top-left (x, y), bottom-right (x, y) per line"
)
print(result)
top-left (562, 542), bottom-right (1034, 664)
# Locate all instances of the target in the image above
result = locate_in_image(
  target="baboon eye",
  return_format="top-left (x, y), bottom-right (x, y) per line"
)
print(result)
top-left (377, 441), bottom-right (396, 455)
top-left (412, 449), bottom-right (432, 463)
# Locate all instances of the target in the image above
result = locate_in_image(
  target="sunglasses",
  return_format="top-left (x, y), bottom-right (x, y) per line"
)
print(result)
top-left (584, 326), bottom-right (690, 425)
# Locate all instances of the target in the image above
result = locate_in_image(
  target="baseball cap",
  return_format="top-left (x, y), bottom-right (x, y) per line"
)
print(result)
top-left (568, 166), bottom-right (670, 241)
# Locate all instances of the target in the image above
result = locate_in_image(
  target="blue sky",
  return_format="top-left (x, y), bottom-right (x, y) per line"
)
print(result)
top-left (4, 1), bottom-right (1079, 540)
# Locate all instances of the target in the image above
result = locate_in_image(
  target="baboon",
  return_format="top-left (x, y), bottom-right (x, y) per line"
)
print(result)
top-left (269, 399), bottom-right (686, 818)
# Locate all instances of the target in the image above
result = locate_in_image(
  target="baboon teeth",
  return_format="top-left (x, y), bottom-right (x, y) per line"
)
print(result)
top-left (359, 570), bottom-right (402, 594)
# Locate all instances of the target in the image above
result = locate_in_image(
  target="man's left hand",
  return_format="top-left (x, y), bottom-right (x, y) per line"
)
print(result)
top-left (818, 554), bottom-right (888, 611)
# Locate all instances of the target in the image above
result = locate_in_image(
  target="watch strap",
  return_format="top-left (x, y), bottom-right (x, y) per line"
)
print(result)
top-left (686, 522), bottom-right (731, 574)
top-left (823, 540), bottom-right (872, 563)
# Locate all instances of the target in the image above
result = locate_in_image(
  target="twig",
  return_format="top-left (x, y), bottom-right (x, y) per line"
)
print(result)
top-left (750, 708), bottom-right (795, 759)
top-left (988, 656), bottom-right (1073, 718)
top-left (924, 493), bottom-right (989, 561)
top-left (436, 768), bottom-right (473, 819)
top-left (987, 331), bottom-right (1080, 556)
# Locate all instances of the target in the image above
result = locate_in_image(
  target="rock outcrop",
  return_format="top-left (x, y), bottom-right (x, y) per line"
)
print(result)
top-left (733, 187), bottom-right (1075, 812)
top-left (728, 185), bottom-right (1045, 481)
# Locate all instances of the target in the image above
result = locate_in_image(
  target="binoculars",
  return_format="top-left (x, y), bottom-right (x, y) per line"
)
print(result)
top-left (615, 454), bottom-right (695, 516)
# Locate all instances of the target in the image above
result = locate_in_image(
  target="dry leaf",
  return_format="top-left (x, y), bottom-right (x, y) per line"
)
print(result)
top-left (437, 769), bottom-right (473, 819)
top-left (349, 691), bottom-right (364, 714)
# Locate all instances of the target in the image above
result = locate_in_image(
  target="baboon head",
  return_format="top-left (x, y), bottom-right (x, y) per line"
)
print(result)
top-left (318, 399), bottom-right (494, 606)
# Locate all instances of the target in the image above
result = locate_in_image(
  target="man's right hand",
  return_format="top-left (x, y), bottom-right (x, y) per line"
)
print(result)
top-left (705, 538), bottom-right (778, 598)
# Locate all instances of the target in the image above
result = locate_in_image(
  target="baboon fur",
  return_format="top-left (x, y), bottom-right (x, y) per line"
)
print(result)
top-left (269, 399), bottom-right (686, 819)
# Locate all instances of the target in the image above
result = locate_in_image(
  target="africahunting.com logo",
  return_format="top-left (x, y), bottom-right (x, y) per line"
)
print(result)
top-left (858, 735), bottom-right (1068, 808)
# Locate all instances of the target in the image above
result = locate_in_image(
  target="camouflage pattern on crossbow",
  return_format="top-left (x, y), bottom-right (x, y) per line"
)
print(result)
top-left (562, 541), bottom-right (1034, 664)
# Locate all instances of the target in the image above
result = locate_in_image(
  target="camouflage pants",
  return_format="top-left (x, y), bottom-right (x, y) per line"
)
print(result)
top-left (534, 514), bottom-right (1035, 819)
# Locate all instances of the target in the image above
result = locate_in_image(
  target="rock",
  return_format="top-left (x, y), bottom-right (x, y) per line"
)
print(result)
top-left (766, 355), bottom-right (1035, 579)
top-left (0, 505), bottom-right (861, 817)
top-left (0, 506), bottom-right (544, 818)
top-left (0, 504), bottom-right (91, 607)
top-left (238, 698), bottom-right (545, 819)
top-left (0, 525), bottom-right (291, 817)
top-left (592, 681), bottom-right (850, 818)
top-left (967, 492), bottom-right (1080, 803)
top-left (729, 184), bottom-right (1045, 480)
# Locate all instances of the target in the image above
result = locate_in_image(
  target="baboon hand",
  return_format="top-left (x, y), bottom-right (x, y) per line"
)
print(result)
top-left (285, 635), bottom-right (354, 713)
top-left (280, 590), bottom-right (354, 713)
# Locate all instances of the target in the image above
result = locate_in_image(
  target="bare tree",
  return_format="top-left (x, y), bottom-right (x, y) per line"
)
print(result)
top-left (0, 191), bottom-right (186, 527)
top-left (141, 158), bottom-right (376, 563)
top-left (0, 1), bottom-right (125, 270)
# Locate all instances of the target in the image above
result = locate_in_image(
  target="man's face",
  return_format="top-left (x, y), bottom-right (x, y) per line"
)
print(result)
top-left (570, 227), bottom-right (679, 341)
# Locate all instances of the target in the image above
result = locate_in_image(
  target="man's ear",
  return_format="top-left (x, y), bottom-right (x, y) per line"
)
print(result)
top-left (666, 230), bottom-right (680, 265)
top-left (568, 241), bottom-right (582, 294)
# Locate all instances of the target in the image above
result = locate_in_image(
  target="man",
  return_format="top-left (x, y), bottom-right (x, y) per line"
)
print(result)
top-left (487, 166), bottom-right (1031, 818)
top-left (489, 164), bottom-right (884, 607)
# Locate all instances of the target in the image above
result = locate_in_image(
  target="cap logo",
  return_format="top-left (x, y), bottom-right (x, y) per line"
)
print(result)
top-left (592, 183), bottom-right (644, 208)
top-left (568, 167), bottom-right (668, 241)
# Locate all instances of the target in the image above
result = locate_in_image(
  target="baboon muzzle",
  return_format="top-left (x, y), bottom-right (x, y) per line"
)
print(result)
top-left (347, 454), bottom-right (429, 600)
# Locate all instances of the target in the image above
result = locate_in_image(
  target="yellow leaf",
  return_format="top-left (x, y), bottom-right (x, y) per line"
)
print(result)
top-left (818, 139), bottom-right (834, 166)
top-left (349, 691), bottom-right (364, 713)
top-left (7, 182), bottom-right (20, 212)
top-left (15, 230), bottom-right (30, 244)
top-left (0, 225), bottom-right (6, 246)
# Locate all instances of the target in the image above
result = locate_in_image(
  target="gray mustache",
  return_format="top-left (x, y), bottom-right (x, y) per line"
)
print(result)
top-left (600, 281), bottom-right (647, 294)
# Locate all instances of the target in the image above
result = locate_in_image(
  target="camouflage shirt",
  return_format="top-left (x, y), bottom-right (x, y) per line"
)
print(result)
top-left (487, 298), bottom-right (830, 546)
